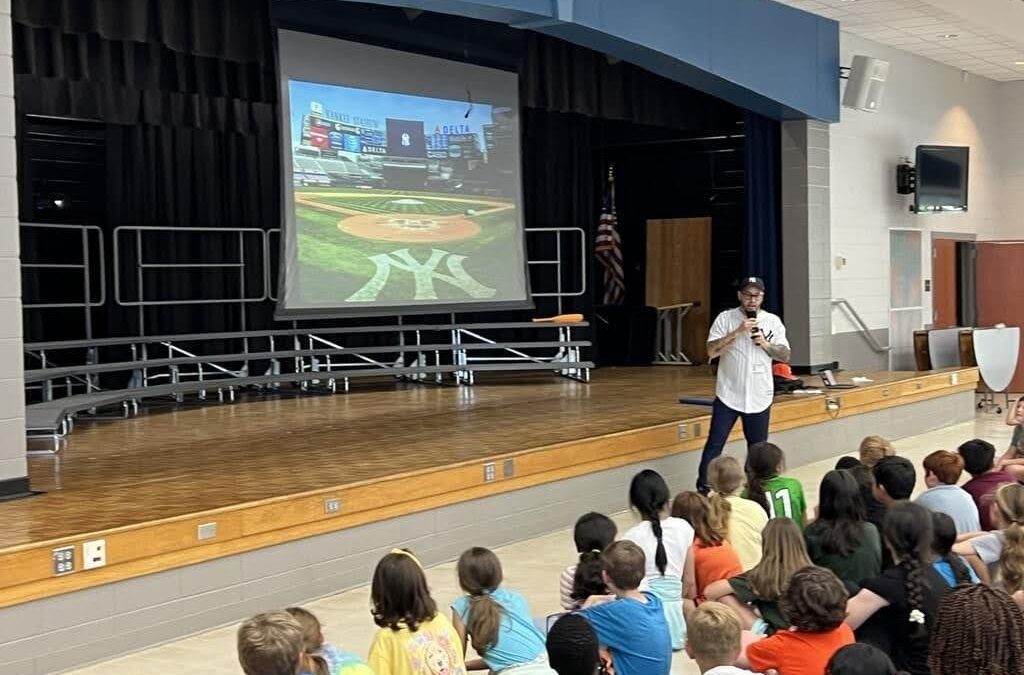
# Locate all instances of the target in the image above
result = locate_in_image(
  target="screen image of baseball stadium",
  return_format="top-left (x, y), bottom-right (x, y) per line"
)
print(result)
top-left (286, 79), bottom-right (527, 310)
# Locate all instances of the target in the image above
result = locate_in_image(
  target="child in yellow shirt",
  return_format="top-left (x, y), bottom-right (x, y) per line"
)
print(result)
top-left (368, 549), bottom-right (467, 675)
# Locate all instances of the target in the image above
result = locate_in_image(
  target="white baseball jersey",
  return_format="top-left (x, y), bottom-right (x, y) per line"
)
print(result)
top-left (708, 307), bottom-right (789, 414)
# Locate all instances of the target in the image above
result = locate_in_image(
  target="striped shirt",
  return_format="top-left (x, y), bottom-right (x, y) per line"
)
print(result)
top-left (559, 565), bottom-right (578, 610)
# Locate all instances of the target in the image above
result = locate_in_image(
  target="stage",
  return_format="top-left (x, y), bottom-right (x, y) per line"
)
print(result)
top-left (0, 365), bottom-right (978, 609)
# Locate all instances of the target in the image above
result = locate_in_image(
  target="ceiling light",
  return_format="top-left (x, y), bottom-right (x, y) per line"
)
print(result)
top-left (938, 33), bottom-right (959, 39)
top-left (1015, 60), bottom-right (1024, 66)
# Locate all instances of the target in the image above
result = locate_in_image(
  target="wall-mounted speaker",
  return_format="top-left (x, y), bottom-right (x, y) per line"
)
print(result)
top-left (842, 55), bottom-right (890, 112)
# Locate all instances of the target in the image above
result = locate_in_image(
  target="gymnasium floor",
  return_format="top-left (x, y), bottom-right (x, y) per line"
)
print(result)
top-left (62, 412), bottom-right (1015, 675)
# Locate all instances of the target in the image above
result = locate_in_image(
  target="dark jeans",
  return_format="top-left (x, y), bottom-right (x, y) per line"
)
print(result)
top-left (696, 397), bottom-right (771, 493)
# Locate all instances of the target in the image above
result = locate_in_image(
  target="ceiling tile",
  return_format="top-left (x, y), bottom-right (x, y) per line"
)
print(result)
top-left (774, 0), bottom-right (1024, 81)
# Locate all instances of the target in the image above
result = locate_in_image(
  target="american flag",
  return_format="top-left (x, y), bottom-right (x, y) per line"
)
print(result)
top-left (595, 168), bottom-right (625, 305)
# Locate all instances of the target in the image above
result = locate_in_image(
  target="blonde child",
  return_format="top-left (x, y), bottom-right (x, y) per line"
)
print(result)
top-left (237, 611), bottom-right (304, 675)
top-left (859, 436), bottom-right (895, 468)
top-left (684, 602), bottom-right (755, 675)
top-left (707, 455), bottom-right (767, 570)
top-left (703, 518), bottom-right (813, 635)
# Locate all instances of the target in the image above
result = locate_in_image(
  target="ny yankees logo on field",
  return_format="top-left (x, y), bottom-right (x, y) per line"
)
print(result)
top-left (348, 248), bottom-right (497, 301)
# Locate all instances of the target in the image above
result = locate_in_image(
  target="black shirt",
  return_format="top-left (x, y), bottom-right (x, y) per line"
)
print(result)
top-left (855, 564), bottom-right (949, 675)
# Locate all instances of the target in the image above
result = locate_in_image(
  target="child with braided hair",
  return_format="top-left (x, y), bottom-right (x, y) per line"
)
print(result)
top-left (845, 502), bottom-right (949, 675)
top-left (451, 547), bottom-right (553, 674)
top-left (927, 584), bottom-right (1024, 675)
top-left (623, 469), bottom-right (696, 650)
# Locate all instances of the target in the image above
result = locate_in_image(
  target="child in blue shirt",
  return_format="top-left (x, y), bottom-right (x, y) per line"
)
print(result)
top-left (452, 547), bottom-right (554, 673)
top-left (930, 512), bottom-right (980, 586)
top-left (577, 540), bottom-right (672, 675)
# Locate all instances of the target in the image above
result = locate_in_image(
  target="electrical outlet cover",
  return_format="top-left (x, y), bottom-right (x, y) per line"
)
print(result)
top-left (83, 539), bottom-right (106, 570)
top-left (52, 545), bottom-right (75, 576)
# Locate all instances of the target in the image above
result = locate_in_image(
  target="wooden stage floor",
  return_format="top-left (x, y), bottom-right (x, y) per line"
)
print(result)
top-left (2, 365), bottom-right (977, 606)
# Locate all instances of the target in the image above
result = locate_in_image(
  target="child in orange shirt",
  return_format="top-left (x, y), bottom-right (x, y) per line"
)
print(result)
top-left (739, 566), bottom-right (854, 675)
top-left (672, 491), bottom-right (743, 603)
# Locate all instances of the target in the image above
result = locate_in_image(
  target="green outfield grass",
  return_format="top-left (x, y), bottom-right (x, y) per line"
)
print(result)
top-left (293, 188), bottom-right (521, 305)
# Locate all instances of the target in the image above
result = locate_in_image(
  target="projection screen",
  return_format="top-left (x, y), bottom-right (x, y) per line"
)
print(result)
top-left (275, 30), bottom-right (531, 319)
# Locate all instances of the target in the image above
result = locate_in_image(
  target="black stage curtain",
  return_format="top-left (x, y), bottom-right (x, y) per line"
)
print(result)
top-left (13, 0), bottom-right (279, 341)
top-left (743, 111), bottom-right (782, 316)
top-left (14, 0), bottom-right (755, 345)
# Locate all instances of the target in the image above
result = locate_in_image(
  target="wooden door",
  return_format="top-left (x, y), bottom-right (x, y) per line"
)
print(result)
top-left (645, 218), bottom-right (711, 364)
top-left (976, 242), bottom-right (1024, 392)
top-left (932, 239), bottom-right (957, 328)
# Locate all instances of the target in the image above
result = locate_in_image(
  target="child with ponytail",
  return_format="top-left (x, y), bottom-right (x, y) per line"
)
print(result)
top-left (742, 442), bottom-right (807, 527)
top-left (707, 455), bottom-right (767, 570)
top-left (845, 502), bottom-right (949, 675)
top-left (452, 547), bottom-right (553, 674)
top-left (559, 512), bottom-right (617, 610)
top-left (928, 512), bottom-right (978, 587)
top-left (622, 469), bottom-right (696, 651)
top-left (670, 491), bottom-right (742, 603)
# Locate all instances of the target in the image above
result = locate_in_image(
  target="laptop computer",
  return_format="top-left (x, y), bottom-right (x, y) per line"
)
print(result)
top-left (820, 369), bottom-right (857, 390)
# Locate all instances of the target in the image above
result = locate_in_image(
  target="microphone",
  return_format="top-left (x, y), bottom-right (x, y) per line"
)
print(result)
top-left (745, 309), bottom-right (759, 340)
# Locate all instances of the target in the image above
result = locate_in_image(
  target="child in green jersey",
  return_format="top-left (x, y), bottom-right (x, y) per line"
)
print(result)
top-left (743, 442), bottom-right (807, 528)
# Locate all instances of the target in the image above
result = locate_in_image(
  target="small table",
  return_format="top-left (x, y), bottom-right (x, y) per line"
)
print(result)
top-left (653, 302), bottom-right (700, 365)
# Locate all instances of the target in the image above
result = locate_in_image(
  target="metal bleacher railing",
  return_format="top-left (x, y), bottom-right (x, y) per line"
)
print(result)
top-left (20, 223), bottom-right (592, 452)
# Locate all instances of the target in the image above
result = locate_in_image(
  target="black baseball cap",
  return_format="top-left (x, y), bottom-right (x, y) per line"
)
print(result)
top-left (739, 276), bottom-right (765, 292)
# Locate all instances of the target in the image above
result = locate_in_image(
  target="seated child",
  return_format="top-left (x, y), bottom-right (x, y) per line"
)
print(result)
top-left (560, 512), bottom-right (617, 610)
top-left (237, 610), bottom-right (305, 675)
top-left (577, 540), bottom-right (672, 675)
top-left (704, 518), bottom-right (813, 635)
top-left (738, 566), bottom-right (854, 675)
top-left (826, 643), bottom-right (899, 675)
top-left (927, 583), bottom-right (1024, 675)
top-left (996, 398), bottom-right (1024, 480)
top-left (743, 443), bottom-right (807, 527)
top-left (545, 613), bottom-right (602, 675)
top-left (928, 512), bottom-right (978, 587)
top-left (672, 491), bottom-right (743, 603)
top-left (285, 607), bottom-right (373, 675)
top-left (859, 436), bottom-right (895, 468)
top-left (708, 455), bottom-right (768, 571)
top-left (451, 547), bottom-right (553, 673)
top-left (685, 602), bottom-right (756, 675)
top-left (368, 549), bottom-right (467, 675)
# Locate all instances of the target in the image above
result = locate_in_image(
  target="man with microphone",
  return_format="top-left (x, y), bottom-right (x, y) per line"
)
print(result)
top-left (696, 276), bottom-right (790, 493)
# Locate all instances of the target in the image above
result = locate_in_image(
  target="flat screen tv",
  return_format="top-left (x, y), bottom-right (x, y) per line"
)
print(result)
top-left (914, 145), bottom-right (968, 213)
